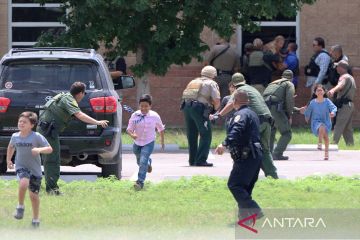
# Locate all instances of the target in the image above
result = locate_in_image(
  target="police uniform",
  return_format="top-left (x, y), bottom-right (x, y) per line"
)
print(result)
top-left (181, 66), bottom-right (220, 166)
top-left (263, 70), bottom-right (295, 160)
top-left (332, 72), bottom-right (356, 145)
top-left (223, 105), bottom-right (263, 219)
top-left (207, 41), bottom-right (239, 98)
top-left (37, 92), bottom-right (81, 193)
top-left (228, 73), bottom-right (278, 179)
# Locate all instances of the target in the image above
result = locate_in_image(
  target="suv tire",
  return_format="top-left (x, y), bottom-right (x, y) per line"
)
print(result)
top-left (101, 146), bottom-right (122, 179)
top-left (0, 156), bottom-right (7, 174)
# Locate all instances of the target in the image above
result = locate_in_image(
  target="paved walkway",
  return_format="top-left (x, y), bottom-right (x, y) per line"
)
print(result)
top-left (2, 148), bottom-right (359, 182)
top-left (120, 149), bottom-right (359, 182)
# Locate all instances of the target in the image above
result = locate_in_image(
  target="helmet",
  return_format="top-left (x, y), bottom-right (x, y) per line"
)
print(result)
top-left (282, 70), bottom-right (293, 80)
top-left (231, 73), bottom-right (245, 86)
top-left (201, 66), bottom-right (217, 79)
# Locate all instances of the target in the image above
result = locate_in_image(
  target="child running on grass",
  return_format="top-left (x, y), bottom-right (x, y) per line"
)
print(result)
top-left (303, 84), bottom-right (337, 160)
top-left (126, 94), bottom-right (165, 190)
top-left (6, 112), bottom-right (53, 228)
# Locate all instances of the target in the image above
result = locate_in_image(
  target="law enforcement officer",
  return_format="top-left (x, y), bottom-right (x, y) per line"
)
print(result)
top-left (207, 37), bottom-right (240, 98)
top-left (212, 73), bottom-right (278, 179)
top-left (328, 60), bottom-right (356, 145)
top-left (181, 66), bottom-right (221, 167)
top-left (215, 90), bottom-right (263, 220)
top-left (263, 70), bottom-right (295, 160)
top-left (37, 82), bottom-right (109, 195)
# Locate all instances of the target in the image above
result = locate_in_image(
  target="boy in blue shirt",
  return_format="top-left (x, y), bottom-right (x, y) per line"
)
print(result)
top-left (7, 112), bottom-right (53, 228)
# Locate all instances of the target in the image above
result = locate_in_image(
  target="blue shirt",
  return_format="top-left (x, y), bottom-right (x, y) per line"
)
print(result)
top-left (284, 52), bottom-right (299, 86)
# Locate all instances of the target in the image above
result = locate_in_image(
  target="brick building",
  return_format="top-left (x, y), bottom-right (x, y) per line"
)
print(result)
top-left (1, 0), bottom-right (359, 127)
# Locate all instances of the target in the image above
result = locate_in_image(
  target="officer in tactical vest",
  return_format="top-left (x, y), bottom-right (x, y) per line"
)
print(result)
top-left (215, 90), bottom-right (264, 221)
top-left (37, 82), bottom-right (109, 195)
top-left (181, 66), bottom-right (221, 167)
top-left (328, 60), bottom-right (356, 145)
top-left (263, 70), bottom-right (295, 160)
top-left (212, 73), bottom-right (279, 179)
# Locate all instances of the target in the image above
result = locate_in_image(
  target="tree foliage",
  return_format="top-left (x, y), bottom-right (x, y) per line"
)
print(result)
top-left (37, 0), bottom-right (316, 77)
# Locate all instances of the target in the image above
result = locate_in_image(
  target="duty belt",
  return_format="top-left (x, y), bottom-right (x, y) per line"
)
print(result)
top-left (217, 70), bottom-right (233, 75)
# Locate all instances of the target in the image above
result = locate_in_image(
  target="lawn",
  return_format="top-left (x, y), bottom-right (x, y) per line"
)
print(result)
top-left (121, 127), bottom-right (360, 150)
top-left (0, 176), bottom-right (359, 240)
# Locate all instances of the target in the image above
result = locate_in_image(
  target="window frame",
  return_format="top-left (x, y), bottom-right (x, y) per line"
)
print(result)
top-left (236, 13), bottom-right (300, 58)
top-left (7, 1), bottom-right (65, 49)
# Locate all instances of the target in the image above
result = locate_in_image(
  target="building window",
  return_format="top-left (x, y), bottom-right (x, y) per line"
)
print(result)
top-left (9, 0), bottom-right (65, 48)
top-left (236, 14), bottom-right (299, 57)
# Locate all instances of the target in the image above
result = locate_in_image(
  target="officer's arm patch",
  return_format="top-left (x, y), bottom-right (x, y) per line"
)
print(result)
top-left (234, 115), bottom-right (241, 122)
top-left (72, 100), bottom-right (79, 107)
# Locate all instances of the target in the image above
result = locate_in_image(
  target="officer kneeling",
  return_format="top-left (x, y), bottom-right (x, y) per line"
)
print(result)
top-left (215, 90), bottom-right (264, 221)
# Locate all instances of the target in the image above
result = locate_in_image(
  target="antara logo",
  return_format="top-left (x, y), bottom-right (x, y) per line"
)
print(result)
top-left (237, 214), bottom-right (258, 233)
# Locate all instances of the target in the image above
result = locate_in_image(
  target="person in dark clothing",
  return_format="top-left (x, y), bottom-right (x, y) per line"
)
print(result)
top-left (215, 90), bottom-right (264, 222)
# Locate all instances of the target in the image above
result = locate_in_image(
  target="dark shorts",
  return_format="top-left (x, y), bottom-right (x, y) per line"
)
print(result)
top-left (16, 168), bottom-right (42, 194)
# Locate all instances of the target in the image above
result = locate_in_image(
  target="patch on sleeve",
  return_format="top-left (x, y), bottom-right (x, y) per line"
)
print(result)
top-left (234, 115), bottom-right (241, 123)
top-left (72, 100), bottom-right (78, 107)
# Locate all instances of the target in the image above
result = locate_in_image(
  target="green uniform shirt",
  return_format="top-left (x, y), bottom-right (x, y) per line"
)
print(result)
top-left (263, 78), bottom-right (295, 116)
top-left (40, 92), bottom-right (81, 132)
top-left (229, 83), bottom-right (272, 117)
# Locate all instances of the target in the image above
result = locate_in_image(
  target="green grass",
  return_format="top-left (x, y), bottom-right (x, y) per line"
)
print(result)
top-left (122, 127), bottom-right (360, 150)
top-left (1, 176), bottom-right (359, 231)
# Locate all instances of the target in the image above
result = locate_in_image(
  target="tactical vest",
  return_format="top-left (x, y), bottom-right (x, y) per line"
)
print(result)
top-left (305, 50), bottom-right (331, 77)
top-left (263, 79), bottom-right (289, 104)
top-left (182, 77), bottom-right (212, 105)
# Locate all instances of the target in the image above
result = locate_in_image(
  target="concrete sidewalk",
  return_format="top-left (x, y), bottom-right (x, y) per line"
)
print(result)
top-left (119, 149), bottom-right (359, 182)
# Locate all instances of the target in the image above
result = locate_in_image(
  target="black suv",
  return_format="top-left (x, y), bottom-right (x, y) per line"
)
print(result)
top-left (0, 48), bottom-right (135, 178)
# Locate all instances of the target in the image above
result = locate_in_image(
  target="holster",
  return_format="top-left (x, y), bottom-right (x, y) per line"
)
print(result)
top-left (229, 146), bottom-right (251, 161)
top-left (38, 120), bottom-right (55, 138)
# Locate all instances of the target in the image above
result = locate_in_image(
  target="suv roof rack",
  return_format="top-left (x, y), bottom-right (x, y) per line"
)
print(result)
top-left (9, 47), bottom-right (95, 55)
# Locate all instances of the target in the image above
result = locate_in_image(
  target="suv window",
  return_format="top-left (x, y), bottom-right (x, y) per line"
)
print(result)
top-left (0, 61), bottom-right (102, 91)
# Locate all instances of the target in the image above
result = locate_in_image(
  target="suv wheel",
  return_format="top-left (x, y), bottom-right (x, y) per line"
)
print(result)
top-left (0, 156), bottom-right (7, 174)
top-left (101, 146), bottom-right (122, 179)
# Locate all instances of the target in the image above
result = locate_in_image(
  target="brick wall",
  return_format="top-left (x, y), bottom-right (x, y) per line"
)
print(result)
top-left (0, 1), bottom-right (8, 55)
top-left (300, 0), bottom-right (360, 65)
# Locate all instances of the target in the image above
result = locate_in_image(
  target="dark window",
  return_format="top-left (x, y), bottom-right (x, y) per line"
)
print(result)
top-left (11, 45), bottom-right (33, 48)
top-left (12, 27), bottom-right (65, 42)
top-left (12, 7), bottom-right (64, 22)
top-left (1, 61), bottom-right (102, 91)
top-left (12, 0), bottom-right (37, 2)
top-left (12, 0), bottom-right (61, 3)
top-left (242, 26), bottom-right (296, 51)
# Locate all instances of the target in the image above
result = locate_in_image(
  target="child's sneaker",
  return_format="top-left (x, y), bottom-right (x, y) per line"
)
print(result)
top-left (134, 181), bottom-right (143, 191)
top-left (14, 207), bottom-right (24, 220)
top-left (31, 219), bottom-right (40, 228)
top-left (147, 164), bottom-right (152, 173)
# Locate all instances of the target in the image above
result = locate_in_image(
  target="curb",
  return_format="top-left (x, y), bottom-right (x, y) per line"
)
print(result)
top-left (122, 144), bottom-right (180, 152)
top-left (122, 144), bottom-right (339, 152)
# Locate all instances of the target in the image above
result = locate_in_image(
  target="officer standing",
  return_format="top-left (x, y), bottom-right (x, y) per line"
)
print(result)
top-left (215, 90), bottom-right (263, 220)
top-left (328, 60), bottom-right (356, 145)
top-left (181, 66), bottom-right (221, 167)
top-left (212, 73), bottom-right (278, 179)
top-left (37, 82), bottom-right (109, 195)
top-left (207, 37), bottom-right (239, 98)
top-left (263, 70), bottom-right (295, 160)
